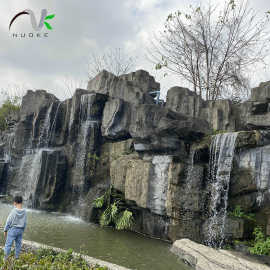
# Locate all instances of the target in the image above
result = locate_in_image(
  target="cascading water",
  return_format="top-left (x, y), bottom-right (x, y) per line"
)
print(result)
top-left (75, 94), bottom-right (99, 170)
top-left (3, 133), bottom-right (15, 163)
top-left (206, 132), bottom-right (238, 248)
top-left (69, 99), bottom-right (76, 135)
top-left (72, 94), bottom-right (100, 215)
top-left (48, 102), bottom-right (62, 145)
top-left (19, 102), bottom-right (61, 207)
top-left (17, 149), bottom-right (44, 207)
top-left (38, 103), bottom-right (53, 148)
top-left (186, 149), bottom-right (195, 190)
top-left (149, 155), bottom-right (172, 215)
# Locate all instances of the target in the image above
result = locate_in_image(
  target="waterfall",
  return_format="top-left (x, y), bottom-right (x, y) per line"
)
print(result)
top-left (148, 155), bottom-right (172, 215)
top-left (68, 98), bottom-right (76, 135)
top-left (38, 103), bottom-right (53, 148)
top-left (19, 102), bottom-right (61, 207)
top-left (48, 102), bottom-right (62, 145)
top-left (71, 94), bottom-right (100, 216)
top-left (75, 94), bottom-right (99, 170)
top-left (186, 148), bottom-right (195, 190)
top-left (3, 133), bottom-right (14, 163)
top-left (18, 149), bottom-right (44, 207)
top-left (206, 132), bottom-right (238, 248)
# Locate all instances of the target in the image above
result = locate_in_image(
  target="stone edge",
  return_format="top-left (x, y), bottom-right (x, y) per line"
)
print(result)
top-left (1, 239), bottom-right (132, 270)
top-left (170, 239), bottom-right (270, 270)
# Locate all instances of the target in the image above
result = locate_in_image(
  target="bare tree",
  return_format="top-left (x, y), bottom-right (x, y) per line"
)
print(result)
top-left (62, 76), bottom-right (86, 98)
top-left (149, 0), bottom-right (270, 100)
top-left (87, 48), bottom-right (136, 79)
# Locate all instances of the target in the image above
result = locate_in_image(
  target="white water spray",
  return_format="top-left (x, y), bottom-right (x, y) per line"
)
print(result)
top-left (206, 132), bottom-right (238, 248)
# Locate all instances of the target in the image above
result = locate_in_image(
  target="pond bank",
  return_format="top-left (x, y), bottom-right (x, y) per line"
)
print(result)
top-left (1, 240), bottom-right (131, 270)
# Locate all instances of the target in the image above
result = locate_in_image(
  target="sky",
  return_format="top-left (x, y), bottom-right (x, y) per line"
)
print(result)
top-left (0, 0), bottom-right (270, 101)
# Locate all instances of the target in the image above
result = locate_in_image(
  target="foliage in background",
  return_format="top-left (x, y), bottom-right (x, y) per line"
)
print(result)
top-left (249, 227), bottom-right (270, 255)
top-left (0, 85), bottom-right (26, 105)
top-left (0, 248), bottom-right (108, 270)
top-left (0, 98), bottom-right (20, 131)
top-left (149, 0), bottom-right (270, 101)
top-left (93, 186), bottom-right (135, 230)
top-left (228, 205), bottom-right (256, 222)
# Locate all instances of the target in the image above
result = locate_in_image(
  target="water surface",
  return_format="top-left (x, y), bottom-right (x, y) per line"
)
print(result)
top-left (0, 203), bottom-right (190, 270)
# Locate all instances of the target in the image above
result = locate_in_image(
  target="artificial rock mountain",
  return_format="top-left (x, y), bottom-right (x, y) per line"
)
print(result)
top-left (1, 69), bottom-right (270, 244)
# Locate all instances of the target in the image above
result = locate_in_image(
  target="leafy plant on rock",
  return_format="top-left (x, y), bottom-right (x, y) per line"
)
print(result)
top-left (229, 205), bottom-right (256, 222)
top-left (249, 227), bottom-right (270, 256)
top-left (93, 186), bottom-right (135, 230)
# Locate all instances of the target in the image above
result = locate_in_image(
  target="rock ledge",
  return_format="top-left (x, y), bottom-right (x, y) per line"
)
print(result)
top-left (171, 239), bottom-right (270, 270)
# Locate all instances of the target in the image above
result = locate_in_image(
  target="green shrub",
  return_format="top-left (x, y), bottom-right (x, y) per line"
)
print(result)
top-left (0, 98), bottom-right (20, 131)
top-left (249, 227), bottom-right (270, 256)
top-left (93, 187), bottom-right (135, 230)
top-left (229, 205), bottom-right (256, 222)
top-left (0, 248), bottom-right (108, 269)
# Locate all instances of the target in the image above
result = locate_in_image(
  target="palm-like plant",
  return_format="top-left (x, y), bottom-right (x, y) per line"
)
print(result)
top-left (115, 210), bottom-right (134, 230)
top-left (93, 187), bottom-right (134, 230)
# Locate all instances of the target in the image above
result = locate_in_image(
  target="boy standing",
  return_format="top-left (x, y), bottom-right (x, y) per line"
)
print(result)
top-left (3, 195), bottom-right (27, 261)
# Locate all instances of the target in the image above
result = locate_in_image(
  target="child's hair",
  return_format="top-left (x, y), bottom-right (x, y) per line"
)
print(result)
top-left (14, 195), bottom-right (23, 204)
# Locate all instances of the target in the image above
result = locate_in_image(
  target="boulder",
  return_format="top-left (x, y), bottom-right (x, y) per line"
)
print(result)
top-left (87, 70), bottom-right (155, 105)
top-left (110, 140), bottom-right (137, 193)
top-left (171, 239), bottom-right (269, 270)
top-left (240, 82), bottom-right (270, 130)
top-left (134, 209), bottom-right (170, 240)
top-left (250, 81), bottom-right (270, 102)
top-left (245, 113), bottom-right (270, 130)
top-left (224, 217), bottom-right (244, 240)
top-left (102, 97), bottom-right (210, 151)
top-left (119, 70), bottom-right (160, 93)
top-left (165, 86), bottom-right (204, 118)
top-left (14, 90), bottom-right (59, 153)
top-left (125, 158), bottom-right (152, 208)
top-left (129, 104), bottom-right (210, 140)
top-left (166, 86), bottom-right (239, 132)
top-left (20, 90), bottom-right (58, 119)
top-left (202, 99), bottom-right (237, 132)
top-left (68, 89), bottom-right (108, 143)
top-left (101, 98), bottom-right (131, 140)
top-left (111, 154), bottom-right (174, 215)
top-left (167, 162), bottom-right (207, 242)
top-left (229, 145), bottom-right (270, 214)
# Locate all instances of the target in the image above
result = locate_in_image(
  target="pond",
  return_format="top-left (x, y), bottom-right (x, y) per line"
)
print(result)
top-left (0, 203), bottom-right (190, 270)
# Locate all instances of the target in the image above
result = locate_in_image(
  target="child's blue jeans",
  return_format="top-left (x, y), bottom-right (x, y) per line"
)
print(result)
top-left (4, 227), bottom-right (24, 260)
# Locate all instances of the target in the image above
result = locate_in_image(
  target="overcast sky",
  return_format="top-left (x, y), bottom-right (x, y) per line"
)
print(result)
top-left (0, 0), bottom-right (270, 101)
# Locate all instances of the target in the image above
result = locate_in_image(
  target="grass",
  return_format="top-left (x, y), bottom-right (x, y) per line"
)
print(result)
top-left (0, 248), bottom-right (108, 270)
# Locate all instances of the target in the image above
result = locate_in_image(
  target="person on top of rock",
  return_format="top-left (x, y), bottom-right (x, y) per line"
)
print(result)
top-left (3, 195), bottom-right (27, 261)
